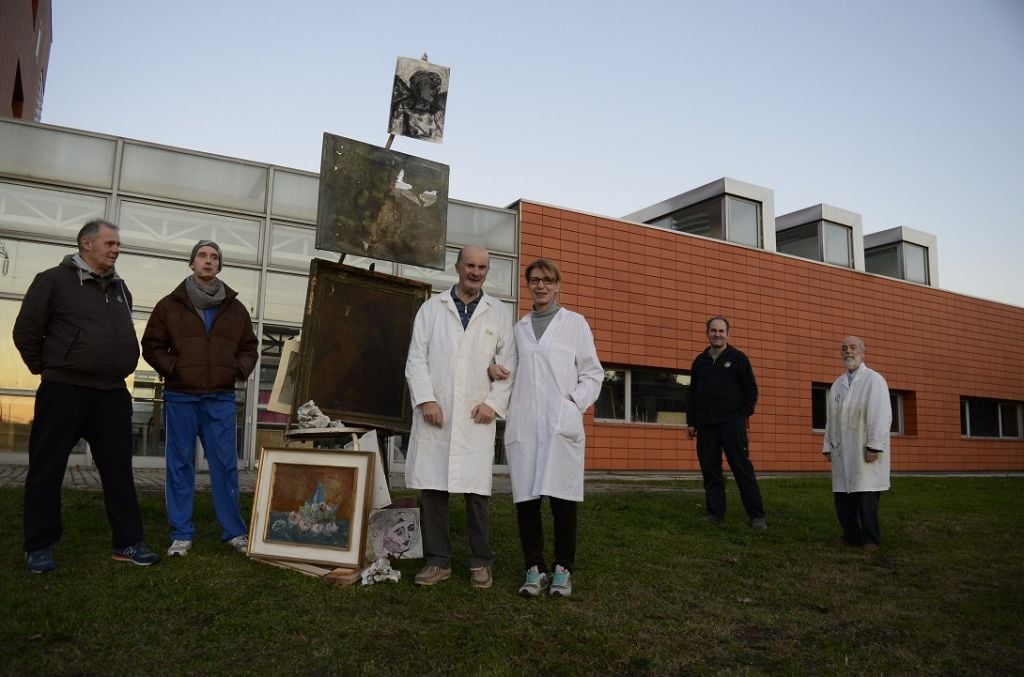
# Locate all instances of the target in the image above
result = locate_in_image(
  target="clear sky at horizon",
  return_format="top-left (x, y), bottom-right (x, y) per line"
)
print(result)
top-left (40, 0), bottom-right (1024, 308)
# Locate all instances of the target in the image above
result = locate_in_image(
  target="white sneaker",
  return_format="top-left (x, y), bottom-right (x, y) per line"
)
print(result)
top-left (227, 534), bottom-right (249, 554)
top-left (518, 566), bottom-right (550, 598)
top-left (550, 564), bottom-right (572, 597)
top-left (167, 539), bottom-right (192, 557)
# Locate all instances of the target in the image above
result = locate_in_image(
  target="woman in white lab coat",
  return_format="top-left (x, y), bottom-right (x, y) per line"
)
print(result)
top-left (492, 259), bottom-right (603, 598)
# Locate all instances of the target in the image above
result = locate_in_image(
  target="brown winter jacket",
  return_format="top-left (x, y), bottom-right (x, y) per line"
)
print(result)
top-left (141, 279), bottom-right (258, 393)
top-left (13, 255), bottom-right (139, 389)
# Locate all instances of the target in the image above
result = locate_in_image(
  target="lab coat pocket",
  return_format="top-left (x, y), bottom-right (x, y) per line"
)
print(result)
top-left (554, 397), bottom-right (584, 443)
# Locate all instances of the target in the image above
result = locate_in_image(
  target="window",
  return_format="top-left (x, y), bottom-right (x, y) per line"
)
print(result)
top-left (866, 242), bottom-right (930, 284)
top-left (961, 398), bottom-right (1023, 438)
top-left (823, 221), bottom-right (852, 267)
top-left (812, 383), bottom-right (829, 430)
top-left (810, 384), bottom-right (905, 434)
top-left (727, 196), bottom-right (760, 247)
top-left (777, 223), bottom-right (820, 261)
top-left (777, 220), bottom-right (853, 268)
top-left (903, 242), bottom-right (928, 284)
top-left (595, 368), bottom-right (690, 424)
top-left (649, 197), bottom-right (722, 239)
top-left (648, 195), bottom-right (761, 247)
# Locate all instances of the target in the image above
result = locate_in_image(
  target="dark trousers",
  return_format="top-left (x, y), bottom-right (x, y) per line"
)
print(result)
top-left (696, 418), bottom-right (765, 520)
top-left (516, 496), bottom-right (578, 572)
top-left (420, 489), bottom-right (495, 569)
top-left (23, 382), bottom-right (144, 552)
top-left (834, 491), bottom-right (881, 546)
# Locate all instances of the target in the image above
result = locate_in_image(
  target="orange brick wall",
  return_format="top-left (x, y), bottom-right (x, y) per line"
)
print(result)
top-left (0, 0), bottom-right (51, 121)
top-left (517, 201), bottom-right (1024, 473)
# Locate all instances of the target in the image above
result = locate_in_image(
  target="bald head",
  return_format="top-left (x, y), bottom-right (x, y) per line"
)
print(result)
top-left (454, 245), bottom-right (490, 301)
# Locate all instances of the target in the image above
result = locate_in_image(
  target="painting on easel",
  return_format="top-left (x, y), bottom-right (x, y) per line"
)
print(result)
top-left (316, 133), bottom-right (449, 270)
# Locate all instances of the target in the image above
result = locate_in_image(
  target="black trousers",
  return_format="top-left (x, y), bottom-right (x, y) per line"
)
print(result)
top-left (834, 491), bottom-right (881, 546)
top-left (420, 489), bottom-right (495, 569)
top-left (516, 496), bottom-right (578, 572)
top-left (695, 418), bottom-right (765, 520)
top-left (23, 382), bottom-right (145, 552)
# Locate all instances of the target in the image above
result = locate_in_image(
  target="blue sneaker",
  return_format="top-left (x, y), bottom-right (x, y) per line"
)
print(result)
top-left (26, 548), bottom-right (56, 574)
top-left (112, 542), bottom-right (160, 566)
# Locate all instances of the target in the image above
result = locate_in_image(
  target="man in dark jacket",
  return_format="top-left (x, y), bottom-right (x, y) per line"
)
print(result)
top-left (685, 316), bottom-right (767, 530)
top-left (13, 219), bottom-right (159, 573)
top-left (142, 240), bottom-right (258, 557)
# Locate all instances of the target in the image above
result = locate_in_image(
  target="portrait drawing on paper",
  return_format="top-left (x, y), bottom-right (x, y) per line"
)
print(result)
top-left (368, 507), bottom-right (423, 560)
top-left (388, 57), bottom-right (449, 144)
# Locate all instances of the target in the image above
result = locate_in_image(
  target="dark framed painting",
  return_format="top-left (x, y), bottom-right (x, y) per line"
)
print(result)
top-left (388, 56), bottom-right (450, 144)
top-left (291, 258), bottom-right (431, 432)
top-left (249, 447), bottom-right (375, 569)
top-left (316, 132), bottom-right (449, 270)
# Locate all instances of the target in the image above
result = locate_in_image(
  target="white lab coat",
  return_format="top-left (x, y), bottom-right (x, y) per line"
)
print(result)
top-left (503, 308), bottom-right (604, 503)
top-left (822, 364), bottom-right (892, 493)
top-left (404, 290), bottom-right (514, 495)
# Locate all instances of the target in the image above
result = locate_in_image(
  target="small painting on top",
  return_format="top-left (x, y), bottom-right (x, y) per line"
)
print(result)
top-left (388, 56), bottom-right (449, 144)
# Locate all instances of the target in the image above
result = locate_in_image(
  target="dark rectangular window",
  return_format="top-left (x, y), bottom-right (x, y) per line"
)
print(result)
top-left (961, 397), bottom-right (1023, 438)
top-left (595, 368), bottom-right (689, 424)
top-left (811, 384), bottom-right (828, 430)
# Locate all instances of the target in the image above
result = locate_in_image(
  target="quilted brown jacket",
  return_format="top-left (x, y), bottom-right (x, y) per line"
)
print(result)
top-left (141, 279), bottom-right (258, 393)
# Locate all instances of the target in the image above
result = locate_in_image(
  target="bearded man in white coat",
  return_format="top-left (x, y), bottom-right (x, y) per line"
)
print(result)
top-left (823, 336), bottom-right (892, 552)
top-left (491, 258), bottom-right (603, 598)
top-left (404, 245), bottom-right (515, 589)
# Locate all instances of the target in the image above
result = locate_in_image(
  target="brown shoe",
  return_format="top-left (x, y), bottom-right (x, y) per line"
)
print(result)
top-left (469, 566), bottom-right (493, 589)
top-left (415, 564), bottom-right (452, 586)
top-left (862, 543), bottom-right (880, 553)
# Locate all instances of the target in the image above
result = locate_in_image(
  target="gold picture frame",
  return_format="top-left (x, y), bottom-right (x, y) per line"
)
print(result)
top-left (249, 447), bottom-right (375, 569)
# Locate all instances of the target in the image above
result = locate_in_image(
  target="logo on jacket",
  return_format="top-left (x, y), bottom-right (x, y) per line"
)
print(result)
top-left (723, 361), bottom-right (732, 368)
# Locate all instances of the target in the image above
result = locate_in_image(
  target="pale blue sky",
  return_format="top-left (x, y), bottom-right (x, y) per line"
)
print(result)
top-left (42, 0), bottom-right (1024, 307)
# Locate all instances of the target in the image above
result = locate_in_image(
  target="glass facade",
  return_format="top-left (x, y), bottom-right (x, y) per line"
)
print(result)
top-left (0, 118), bottom-right (519, 470)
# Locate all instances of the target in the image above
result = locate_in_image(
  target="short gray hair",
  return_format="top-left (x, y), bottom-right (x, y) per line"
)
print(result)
top-left (77, 220), bottom-right (118, 251)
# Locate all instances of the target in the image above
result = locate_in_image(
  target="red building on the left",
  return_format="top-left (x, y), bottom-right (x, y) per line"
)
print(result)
top-left (0, 0), bottom-right (52, 121)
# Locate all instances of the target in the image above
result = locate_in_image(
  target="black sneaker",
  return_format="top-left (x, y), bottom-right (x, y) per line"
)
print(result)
top-left (112, 543), bottom-right (160, 566)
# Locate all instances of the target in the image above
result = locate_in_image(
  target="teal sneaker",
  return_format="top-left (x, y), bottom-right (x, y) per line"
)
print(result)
top-left (550, 564), bottom-right (572, 597)
top-left (26, 548), bottom-right (56, 574)
top-left (518, 566), bottom-right (550, 598)
top-left (112, 543), bottom-right (159, 566)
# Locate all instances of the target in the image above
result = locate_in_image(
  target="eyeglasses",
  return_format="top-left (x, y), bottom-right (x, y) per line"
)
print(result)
top-left (527, 277), bottom-right (557, 286)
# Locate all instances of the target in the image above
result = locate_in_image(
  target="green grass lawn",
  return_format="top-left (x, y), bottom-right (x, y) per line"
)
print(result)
top-left (1, 477), bottom-right (1022, 675)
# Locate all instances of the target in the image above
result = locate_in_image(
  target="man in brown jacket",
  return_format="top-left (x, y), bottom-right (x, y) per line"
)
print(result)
top-left (142, 240), bottom-right (258, 557)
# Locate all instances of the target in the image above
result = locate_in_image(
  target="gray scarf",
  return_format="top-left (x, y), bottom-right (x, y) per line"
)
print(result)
top-left (185, 275), bottom-right (225, 312)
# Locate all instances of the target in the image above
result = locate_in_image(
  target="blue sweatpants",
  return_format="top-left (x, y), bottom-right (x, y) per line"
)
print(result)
top-left (164, 395), bottom-right (247, 542)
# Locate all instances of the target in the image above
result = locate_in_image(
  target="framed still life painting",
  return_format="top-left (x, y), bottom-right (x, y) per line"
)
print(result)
top-left (290, 258), bottom-right (431, 432)
top-left (249, 448), bottom-right (375, 569)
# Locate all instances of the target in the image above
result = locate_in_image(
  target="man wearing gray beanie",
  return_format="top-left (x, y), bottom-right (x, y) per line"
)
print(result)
top-left (142, 240), bottom-right (258, 557)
